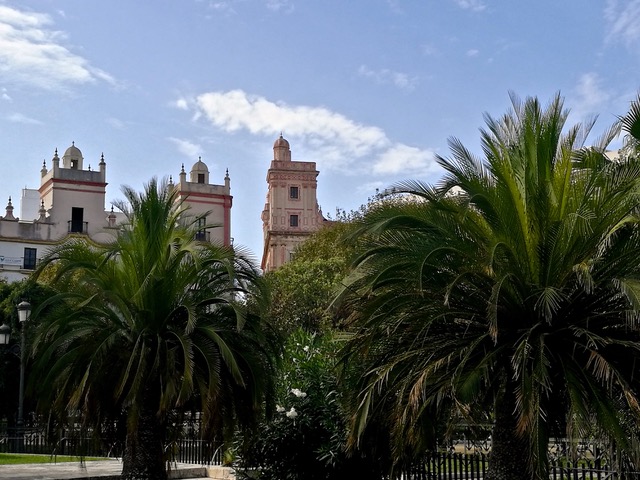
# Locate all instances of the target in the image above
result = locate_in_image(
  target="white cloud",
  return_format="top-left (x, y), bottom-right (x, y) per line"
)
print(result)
top-left (168, 137), bottom-right (201, 158)
top-left (106, 117), bottom-right (126, 130)
top-left (604, 0), bottom-right (640, 47)
top-left (0, 5), bottom-right (115, 91)
top-left (466, 49), bottom-right (480, 57)
top-left (570, 72), bottom-right (611, 120)
top-left (358, 65), bottom-right (418, 91)
top-left (1, 87), bottom-right (10, 101)
top-left (453, 0), bottom-right (487, 12)
top-left (6, 112), bottom-right (42, 125)
top-left (356, 181), bottom-right (385, 194)
top-left (177, 89), bottom-right (437, 176)
top-left (208, 2), bottom-right (237, 15)
top-left (372, 144), bottom-right (437, 176)
top-left (173, 97), bottom-right (190, 110)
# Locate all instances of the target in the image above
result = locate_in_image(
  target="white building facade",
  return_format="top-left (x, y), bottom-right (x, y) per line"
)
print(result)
top-left (0, 143), bottom-right (232, 282)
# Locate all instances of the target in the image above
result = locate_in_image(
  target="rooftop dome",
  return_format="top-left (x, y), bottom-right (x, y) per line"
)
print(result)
top-left (62, 142), bottom-right (84, 169)
top-left (191, 157), bottom-right (209, 172)
top-left (189, 157), bottom-right (210, 184)
top-left (64, 142), bottom-right (83, 159)
top-left (273, 134), bottom-right (290, 149)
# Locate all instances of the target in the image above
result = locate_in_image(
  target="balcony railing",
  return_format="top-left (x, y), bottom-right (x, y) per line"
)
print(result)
top-left (67, 221), bottom-right (88, 234)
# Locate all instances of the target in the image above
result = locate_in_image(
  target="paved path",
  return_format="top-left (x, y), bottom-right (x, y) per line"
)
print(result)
top-left (0, 459), bottom-right (208, 479)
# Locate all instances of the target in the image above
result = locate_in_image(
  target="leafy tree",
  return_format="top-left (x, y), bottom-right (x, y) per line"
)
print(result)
top-left (236, 329), bottom-right (389, 480)
top-left (30, 178), bottom-right (278, 480)
top-left (264, 195), bottom-right (407, 336)
top-left (0, 279), bottom-right (54, 430)
top-left (264, 221), bottom-right (356, 336)
top-left (339, 93), bottom-right (640, 479)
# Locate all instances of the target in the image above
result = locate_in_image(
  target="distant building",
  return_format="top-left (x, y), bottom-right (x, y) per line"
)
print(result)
top-left (173, 158), bottom-right (232, 246)
top-left (261, 134), bottom-right (325, 272)
top-left (0, 143), bottom-right (232, 282)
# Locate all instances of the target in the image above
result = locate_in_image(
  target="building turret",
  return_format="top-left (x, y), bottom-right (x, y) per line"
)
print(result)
top-left (99, 152), bottom-right (106, 177)
top-left (3, 197), bottom-right (16, 221)
top-left (174, 157), bottom-right (232, 246)
top-left (62, 142), bottom-right (83, 170)
top-left (273, 134), bottom-right (291, 162)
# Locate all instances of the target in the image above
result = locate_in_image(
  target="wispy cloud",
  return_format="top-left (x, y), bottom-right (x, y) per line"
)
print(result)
top-left (604, 0), bottom-right (640, 47)
top-left (452, 0), bottom-right (487, 12)
top-left (421, 43), bottom-right (440, 57)
top-left (175, 90), bottom-right (437, 177)
top-left (466, 49), bottom-right (480, 57)
top-left (358, 65), bottom-right (418, 91)
top-left (207, 2), bottom-right (237, 15)
top-left (265, 0), bottom-right (294, 13)
top-left (570, 72), bottom-right (611, 121)
top-left (106, 117), bottom-right (131, 130)
top-left (6, 112), bottom-right (42, 125)
top-left (0, 5), bottom-right (115, 91)
top-left (168, 137), bottom-right (201, 158)
top-left (1, 87), bottom-right (11, 101)
top-left (372, 144), bottom-right (438, 175)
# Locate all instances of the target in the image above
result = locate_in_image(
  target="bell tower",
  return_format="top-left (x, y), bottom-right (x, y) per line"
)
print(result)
top-left (261, 135), bottom-right (324, 272)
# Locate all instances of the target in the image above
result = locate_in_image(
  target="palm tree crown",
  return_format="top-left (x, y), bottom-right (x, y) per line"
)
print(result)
top-left (31, 178), bottom-right (276, 480)
top-left (340, 94), bottom-right (640, 479)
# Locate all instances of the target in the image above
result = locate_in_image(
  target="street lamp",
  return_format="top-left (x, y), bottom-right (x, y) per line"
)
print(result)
top-left (0, 323), bottom-right (10, 345)
top-left (16, 300), bottom-right (30, 447)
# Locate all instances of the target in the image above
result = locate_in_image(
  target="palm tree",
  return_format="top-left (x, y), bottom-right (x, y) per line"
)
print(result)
top-left (339, 93), bottom-right (640, 479)
top-left (30, 178), bottom-right (277, 480)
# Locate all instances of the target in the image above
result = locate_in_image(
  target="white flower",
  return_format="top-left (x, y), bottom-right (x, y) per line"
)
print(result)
top-left (291, 388), bottom-right (307, 398)
top-left (276, 405), bottom-right (285, 413)
top-left (303, 345), bottom-right (310, 352)
top-left (286, 407), bottom-right (298, 419)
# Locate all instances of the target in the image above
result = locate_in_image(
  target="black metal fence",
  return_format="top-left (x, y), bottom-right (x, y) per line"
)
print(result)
top-left (0, 428), bottom-right (222, 466)
top-left (395, 452), bottom-right (636, 480)
top-left (2, 430), bottom-right (638, 479)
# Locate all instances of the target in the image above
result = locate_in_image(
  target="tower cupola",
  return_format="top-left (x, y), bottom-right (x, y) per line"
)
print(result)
top-left (62, 142), bottom-right (83, 170)
top-left (189, 157), bottom-right (210, 184)
top-left (273, 134), bottom-right (291, 161)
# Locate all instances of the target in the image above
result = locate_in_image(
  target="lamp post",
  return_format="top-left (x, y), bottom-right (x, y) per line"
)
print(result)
top-left (16, 300), bottom-right (31, 450)
top-left (0, 323), bottom-right (10, 345)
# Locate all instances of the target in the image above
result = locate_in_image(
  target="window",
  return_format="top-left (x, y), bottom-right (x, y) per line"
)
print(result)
top-left (289, 186), bottom-right (299, 199)
top-left (71, 159), bottom-right (78, 169)
top-left (289, 215), bottom-right (299, 227)
top-left (23, 248), bottom-right (37, 270)
top-left (195, 217), bottom-right (207, 241)
top-left (70, 207), bottom-right (84, 233)
top-left (197, 173), bottom-right (205, 184)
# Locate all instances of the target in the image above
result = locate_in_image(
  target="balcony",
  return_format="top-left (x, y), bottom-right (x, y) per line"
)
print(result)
top-left (68, 221), bottom-right (89, 234)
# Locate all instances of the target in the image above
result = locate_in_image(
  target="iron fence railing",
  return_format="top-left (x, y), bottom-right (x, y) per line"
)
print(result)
top-left (1, 430), bottom-right (638, 478)
top-left (396, 452), bottom-right (638, 480)
top-left (0, 428), bottom-right (222, 466)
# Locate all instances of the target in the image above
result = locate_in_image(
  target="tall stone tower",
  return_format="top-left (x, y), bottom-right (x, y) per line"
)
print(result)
top-left (261, 135), bottom-right (324, 272)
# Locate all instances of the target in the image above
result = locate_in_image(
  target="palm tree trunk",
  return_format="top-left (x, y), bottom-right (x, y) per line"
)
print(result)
top-left (486, 386), bottom-right (531, 480)
top-left (121, 403), bottom-right (167, 480)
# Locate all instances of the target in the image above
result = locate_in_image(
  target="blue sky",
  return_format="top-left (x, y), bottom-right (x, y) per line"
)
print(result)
top-left (1, 0), bottom-right (639, 260)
